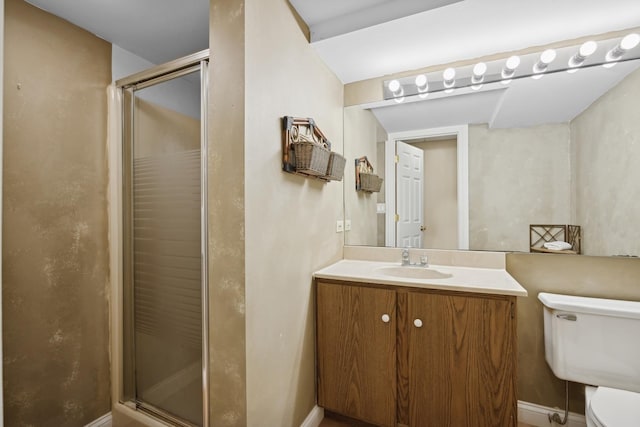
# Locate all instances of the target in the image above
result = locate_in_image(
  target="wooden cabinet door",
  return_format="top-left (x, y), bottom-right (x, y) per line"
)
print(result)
top-left (317, 282), bottom-right (397, 427)
top-left (407, 291), bottom-right (516, 427)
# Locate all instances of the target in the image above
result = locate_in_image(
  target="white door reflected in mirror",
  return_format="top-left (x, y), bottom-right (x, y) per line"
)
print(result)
top-left (396, 140), bottom-right (424, 248)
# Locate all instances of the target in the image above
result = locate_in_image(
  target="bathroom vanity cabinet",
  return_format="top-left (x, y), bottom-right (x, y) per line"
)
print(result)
top-left (316, 279), bottom-right (517, 427)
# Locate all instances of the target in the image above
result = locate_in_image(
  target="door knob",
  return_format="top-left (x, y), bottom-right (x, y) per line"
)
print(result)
top-left (381, 314), bottom-right (391, 323)
top-left (413, 319), bottom-right (423, 328)
top-left (420, 226), bottom-right (427, 231)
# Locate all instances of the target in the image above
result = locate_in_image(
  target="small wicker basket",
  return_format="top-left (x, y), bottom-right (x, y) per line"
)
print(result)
top-left (360, 172), bottom-right (383, 192)
top-left (292, 141), bottom-right (330, 176)
top-left (325, 152), bottom-right (346, 181)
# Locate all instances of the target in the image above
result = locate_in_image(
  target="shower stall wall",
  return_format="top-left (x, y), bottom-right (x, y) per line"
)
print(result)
top-left (110, 50), bottom-right (210, 427)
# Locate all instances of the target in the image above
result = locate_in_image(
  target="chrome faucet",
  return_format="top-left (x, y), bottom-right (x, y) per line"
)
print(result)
top-left (402, 248), bottom-right (429, 267)
top-left (401, 248), bottom-right (411, 266)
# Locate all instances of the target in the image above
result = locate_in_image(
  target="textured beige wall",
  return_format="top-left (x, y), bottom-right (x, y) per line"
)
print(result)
top-left (414, 139), bottom-right (458, 249)
top-left (244, 0), bottom-right (344, 425)
top-left (2, 0), bottom-right (111, 425)
top-left (208, 0), bottom-right (247, 425)
top-left (344, 106), bottom-right (380, 246)
top-left (507, 253), bottom-right (640, 415)
top-left (571, 68), bottom-right (640, 257)
top-left (469, 124), bottom-right (571, 252)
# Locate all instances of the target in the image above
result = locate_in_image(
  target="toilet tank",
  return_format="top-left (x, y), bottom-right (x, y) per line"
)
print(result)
top-left (539, 292), bottom-right (640, 394)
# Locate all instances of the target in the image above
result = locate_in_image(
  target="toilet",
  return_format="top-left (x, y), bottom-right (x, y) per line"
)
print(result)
top-left (538, 293), bottom-right (640, 427)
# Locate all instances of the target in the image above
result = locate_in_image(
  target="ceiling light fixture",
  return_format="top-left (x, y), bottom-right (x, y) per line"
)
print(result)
top-left (415, 74), bottom-right (428, 93)
top-left (532, 49), bottom-right (557, 78)
top-left (501, 55), bottom-right (520, 82)
top-left (605, 33), bottom-right (640, 67)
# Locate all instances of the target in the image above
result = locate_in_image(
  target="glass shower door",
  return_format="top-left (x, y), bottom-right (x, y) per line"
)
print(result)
top-left (120, 55), bottom-right (209, 427)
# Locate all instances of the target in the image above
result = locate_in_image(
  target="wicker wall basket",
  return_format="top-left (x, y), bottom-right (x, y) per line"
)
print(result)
top-left (360, 172), bottom-right (383, 192)
top-left (325, 152), bottom-right (346, 181)
top-left (292, 141), bottom-right (330, 176)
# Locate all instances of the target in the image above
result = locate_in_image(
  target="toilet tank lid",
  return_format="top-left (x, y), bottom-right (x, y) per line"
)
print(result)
top-left (538, 293), bottom-right (640, 320)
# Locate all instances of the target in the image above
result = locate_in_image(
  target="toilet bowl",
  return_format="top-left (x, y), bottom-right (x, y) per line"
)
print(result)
top-left (538, 293), bottom-right (640, 427)
top-left (585, 386), bottom-right (640, 427)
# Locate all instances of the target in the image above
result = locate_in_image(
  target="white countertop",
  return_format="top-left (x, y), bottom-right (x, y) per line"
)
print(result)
top-left (314, 259), bottom-right (528, 297)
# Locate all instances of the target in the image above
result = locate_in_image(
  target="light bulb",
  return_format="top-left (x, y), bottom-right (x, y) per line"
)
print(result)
top-left (443, 68), bottom-right (455, 81)
top-left (579, 40), bottom-right (598, 57)
top-left (388, 79), bottom-right (403, 98)
top-left (569, 41), bottom-right (597, 68)
top-left (472, 62), bottom-right (487, 85)
top-left (606, 33), bottom-right (640, 63)
top-left (473, 62), bottom-right (487, 77)
top-left (540, 49), bottom-right (557, 65)
top-left (443, 67), bottom-right (456, 88)
top-left (620, 33), bottom-right (640, 51)
top-left (505, 55), bottom-right (520, 71)
top-left (502, 55), bottom-right (520, 80)
top-left (415, 74), bottom-right (428, 92)
top-left (533, 49), bottom-right (556, 74)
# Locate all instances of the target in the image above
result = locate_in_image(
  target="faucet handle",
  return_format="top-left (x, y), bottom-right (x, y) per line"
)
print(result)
top-left (419, 254), bottom-right (428, 266)
top-left (401, 247), bottom-right (411, 265)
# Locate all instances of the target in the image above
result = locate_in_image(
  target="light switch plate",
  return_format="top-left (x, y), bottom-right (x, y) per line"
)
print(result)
top-left (336, 220), bottom-right (344, 233)
top-left (345, 220), bottom-right (352, 231)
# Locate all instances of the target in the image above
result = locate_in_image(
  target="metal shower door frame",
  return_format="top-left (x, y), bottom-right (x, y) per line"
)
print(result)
top-left (116, 49), bottom-right (210, 427)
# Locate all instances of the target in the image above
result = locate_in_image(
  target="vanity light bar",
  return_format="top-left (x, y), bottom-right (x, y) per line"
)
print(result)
top-left (382, 32), bottom-right (640, 103)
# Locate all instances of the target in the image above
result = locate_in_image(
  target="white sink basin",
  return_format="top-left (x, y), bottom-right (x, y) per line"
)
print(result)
top-left (376, 266), bottom-right (453, 280)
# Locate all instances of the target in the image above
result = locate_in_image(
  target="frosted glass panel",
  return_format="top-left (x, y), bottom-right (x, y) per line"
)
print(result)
top-left (124, 70), bottom-right (203, 426)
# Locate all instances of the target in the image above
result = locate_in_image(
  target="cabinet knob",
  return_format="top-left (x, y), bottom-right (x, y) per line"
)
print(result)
top-left (413, 319), bottom-right (423, 328)
top-left (381, 314), bottom-right (391, 323)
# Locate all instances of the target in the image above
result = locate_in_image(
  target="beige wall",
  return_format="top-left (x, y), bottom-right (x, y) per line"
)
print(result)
top-left (571, 68), bottom-right (640, 257)
top-left (2, 0), bottom-right (111, 425)
top-left (344, 107), bottom-right (380, 246)
top-left (507, 253), bottom-right (640, 415)
top-left (208, 0), bottom-right (247, 425)
top-left (414, 139), bottom-right (458, 249)
top-left (244, 0), bottom-right (344, 425)
top-left (469, 123), bottom-right (571, 252)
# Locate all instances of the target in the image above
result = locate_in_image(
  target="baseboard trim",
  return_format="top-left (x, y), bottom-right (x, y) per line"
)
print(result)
top-left (518, 400), bottom-right (586, 427)
top-left (301, 405), bottom-right (324, 427)
top-left (85, 412), bottom-right (112, 427)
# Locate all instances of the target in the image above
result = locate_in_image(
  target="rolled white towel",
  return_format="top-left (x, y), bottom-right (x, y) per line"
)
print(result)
top-left (543, 241), bottom-right (572, 251)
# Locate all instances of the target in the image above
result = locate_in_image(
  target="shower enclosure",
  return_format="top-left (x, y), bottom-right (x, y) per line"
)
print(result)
top-left (113, 50), bottom-right (210, 427)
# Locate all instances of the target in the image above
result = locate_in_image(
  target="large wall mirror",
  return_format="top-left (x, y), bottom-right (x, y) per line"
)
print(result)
top-left (344, 36), bottom-right (640, 257)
